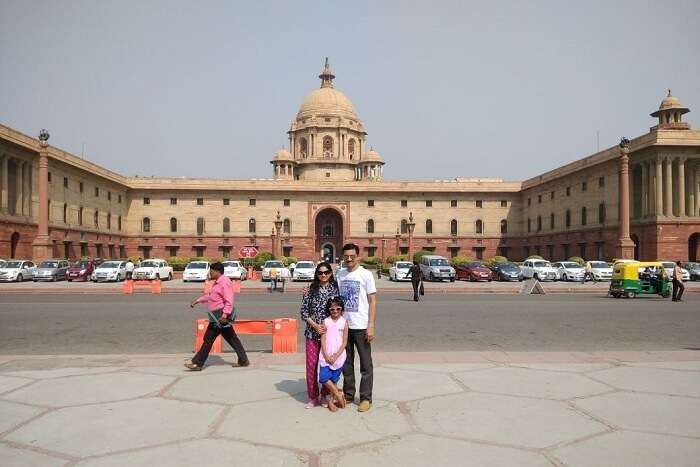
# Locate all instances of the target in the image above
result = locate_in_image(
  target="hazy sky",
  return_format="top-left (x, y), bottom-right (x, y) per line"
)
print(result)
top-left (1, 0), bottom-right (699, 181)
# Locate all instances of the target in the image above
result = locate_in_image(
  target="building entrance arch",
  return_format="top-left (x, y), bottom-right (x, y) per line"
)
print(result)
top-left (630, 234), bottom-right (640, 260)
top-left (314, 207), bottom-right (344, 262)
top-left (10, 232), bottom-right (19, 258)
top-left (689, 233), bottom-right (700, 262)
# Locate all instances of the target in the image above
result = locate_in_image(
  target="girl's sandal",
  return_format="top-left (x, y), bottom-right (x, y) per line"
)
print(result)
top-left (304, 401), bottom-right (317, 409)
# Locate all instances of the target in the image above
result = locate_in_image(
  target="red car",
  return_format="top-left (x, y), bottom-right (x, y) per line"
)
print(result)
top-left (67, 260), bottom-right (95, 282)
top-left (455, 262), bottom-right (494, 282)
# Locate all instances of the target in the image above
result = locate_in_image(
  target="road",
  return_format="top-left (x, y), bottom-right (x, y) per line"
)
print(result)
top-left (0, 293), bottom-right (698, 354)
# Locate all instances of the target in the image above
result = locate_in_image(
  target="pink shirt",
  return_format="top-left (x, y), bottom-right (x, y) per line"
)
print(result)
top-left (195, 275), bottom-right (234, 316)
top-left (319, 316), bottom-right (347, 370)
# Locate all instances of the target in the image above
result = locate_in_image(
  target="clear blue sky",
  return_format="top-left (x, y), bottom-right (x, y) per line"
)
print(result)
top-left (1, 0), bottom-right (698, 181)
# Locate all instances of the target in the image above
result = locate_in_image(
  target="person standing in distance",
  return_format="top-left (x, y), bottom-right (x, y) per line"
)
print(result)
top-left (125, 259), bottom-right (134, 280)
top-left (337, 243), bottom-right (377, 412)
top-left (405, 261), bottom-right (423, 301)
top-left (672, 260), bottom-right (685, 302)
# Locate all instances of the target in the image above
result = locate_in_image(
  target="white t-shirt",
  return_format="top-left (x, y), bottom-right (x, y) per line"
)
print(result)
top-left (337, 265), bottom-right (376, 330)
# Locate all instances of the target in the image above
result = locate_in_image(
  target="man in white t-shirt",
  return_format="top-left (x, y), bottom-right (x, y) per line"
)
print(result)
top-left (336, 243), bottom-right (377, 412)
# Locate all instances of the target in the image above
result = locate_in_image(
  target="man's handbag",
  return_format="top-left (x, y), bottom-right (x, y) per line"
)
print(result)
top-left (419, 281), bottom-right (425, 296)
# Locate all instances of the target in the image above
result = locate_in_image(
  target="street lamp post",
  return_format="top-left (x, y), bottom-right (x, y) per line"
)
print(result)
top-left (616, 137), bottom-right (636, 259)
top-left (274, 210), bottom-right (283, 258)
top-left (32, 129), bottom-right (53, 261)
top-left (407, 211), bottom-right (416, 260)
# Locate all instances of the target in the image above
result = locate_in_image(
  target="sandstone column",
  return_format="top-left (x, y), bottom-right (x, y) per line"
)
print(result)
top-left (0, 155), bottom-right (8, 212)
top-left (678, 157), bottom-right (686, 216)
top-left (654, 157), bottom-right (662, 215)
top-left (640, 162), bottom-right (648, 217)
top-left (694, 166), bottom-right (699, 216)
top-left (664, 156), bottom-right (673, 216)
top-left (32, 130), bottom-right (53, 261)
top-left (616, 139), bottom-right (635, 259)
top-left (16, 161), bottom-right (24, 216)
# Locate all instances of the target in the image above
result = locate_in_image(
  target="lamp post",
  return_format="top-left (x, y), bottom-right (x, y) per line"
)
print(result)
top-left (616, 137), bottom-right (636, 259)
top-left (274, 210), bottom-right (283, 258)
top-left (32, 129), bottom-right (53, 261)
top-left (395, 227), bottom-right (401, 255)
top-left (407, 211), bottom-right (416, 260)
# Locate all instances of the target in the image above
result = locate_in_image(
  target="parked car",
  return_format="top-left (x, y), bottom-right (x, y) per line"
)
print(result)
top-left (222, 261), bottom-right (248, 280)
top-left (33, 260), bottom-right (70, 282)
top-left (490, 262), bottom-right (523, 281)
top-left (92, 261), bottom-right (127, 282)
top-left (67, 260), bottom-right (95, 282)
top-left (261, 260), bottom-right (290, 281)
top-left (553, 261), bottom-right (585, 281)
top-left (682, 262), bottom-right (700, 281)
top-left (0, 260), bottom-right (36, 282)
top-left (133, 259), bottom-right (173, 281)
top-left (419, 255), bottom-right (456, 282)
top-left (388, 261), bottom-right (413, 281)
top-left (661, 261), bottom-right (690, 281)
top-left (292, 261), bottom-right (316, 281)
top-left (586, 261), bottom-right (613, 281)
top-left (455, 261), bottom-right (494, 282)
top-left (520, 259), bottom-right (558, 281)
top-left (183, 261), bottom-right (210, 282)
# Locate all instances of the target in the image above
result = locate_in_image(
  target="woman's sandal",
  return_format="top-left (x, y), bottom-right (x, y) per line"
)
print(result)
top-left (304, 400), bottom-right (318, 409)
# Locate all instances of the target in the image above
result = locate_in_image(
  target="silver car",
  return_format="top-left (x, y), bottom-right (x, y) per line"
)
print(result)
top-left (33, 259), bottom-right (70, 282)
top-left (0, 260), bottom-right (37, 282)
top-left (553, 261), bottom-right (585, 281)
top-left (419, 255), bottom-right (456, 282)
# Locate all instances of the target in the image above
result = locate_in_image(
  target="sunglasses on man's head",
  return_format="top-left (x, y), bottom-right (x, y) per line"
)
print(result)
top-left (317, 270), bottom-right (331, 276)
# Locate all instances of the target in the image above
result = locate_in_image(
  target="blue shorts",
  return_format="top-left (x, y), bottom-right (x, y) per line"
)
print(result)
top-left (319, 366), bottom-right (342, 384)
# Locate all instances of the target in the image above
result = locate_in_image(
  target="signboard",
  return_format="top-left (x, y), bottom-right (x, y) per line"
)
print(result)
top-left (239, 246), bottom-right (259, 258)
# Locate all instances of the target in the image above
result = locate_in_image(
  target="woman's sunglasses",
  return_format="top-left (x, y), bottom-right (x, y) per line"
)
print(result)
top-left (329, 306), bottom-right (343, 311)
top-left (317, 270), bottom-right (331, 276)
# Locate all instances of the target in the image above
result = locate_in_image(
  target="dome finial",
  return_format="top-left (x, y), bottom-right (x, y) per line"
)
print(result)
top-left (319, 57), bottom-right (335, 89)
top-left (667, 88), bottom-right (672, 97)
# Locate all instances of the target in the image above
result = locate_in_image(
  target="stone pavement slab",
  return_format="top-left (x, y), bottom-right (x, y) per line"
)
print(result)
top-left (380, 363), bottom-right (496, 373)
top-left (508, 362), bottom-right (615, 373)
top-left (589, 366), bottom-right (700, 397)
top-left (372, 367), bottom-right (464, 401)
top-left (0, 375), bottom-right (33, 394)
top-left (623, 360), bottom-right (700, 371)
top-left (0, 400), bottom-right (45, 433)
top-left (5, 367), bottom-right (124, 379)
top-left (0, 442), bottom-right (68, 467)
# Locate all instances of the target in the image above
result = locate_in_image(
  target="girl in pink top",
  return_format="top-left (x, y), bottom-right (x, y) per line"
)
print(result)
top-left (319, 297), bottom-right (349, 412)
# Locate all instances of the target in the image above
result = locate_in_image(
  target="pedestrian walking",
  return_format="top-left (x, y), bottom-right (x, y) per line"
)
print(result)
top-left (125, 259), bottom-right (134, 280)
top-left (337, 243), bottom-right (377, 412)
top-left (405, 261), bottom-right (423, 301)
top-left (581, 261), bottom-right (594, 284)
top-left (299, 261), bottom-right (339, 408)
top-left (319, 296), bottom-right (348, 412)
top-left (269, 266), bottom-right (279, 292)
top-left (672, 260), bottom-right (685, 302)
top-left (186, 262), bottom-right (249, 371)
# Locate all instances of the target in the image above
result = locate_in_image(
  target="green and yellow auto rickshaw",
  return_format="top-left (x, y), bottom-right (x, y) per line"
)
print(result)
top-left (609, 261), bottom-right (671, 299)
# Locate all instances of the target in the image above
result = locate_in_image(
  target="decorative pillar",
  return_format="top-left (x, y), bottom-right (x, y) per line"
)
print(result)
top-left (394, 228), bottom-right (401, 255)
top-left (407, 212), bottom-right (416, 260)
top-left (0, 155), bottom-right (7, 212)
top-left (678, 157), bottom-right (686, 216)
top-left (641, 162), bottom-right (648, 217)
top-left (655, 157), bottom-right (663, 215)
top-left (664, 156), bottom-right (673, 216)
top-left (694, 167), bottom-right (699, 216)
top-left (32, 130), bottom-right (53, 261)
top-left (273, 210), bottom-right (283, 258)
top-left (16, 161), bottom-right (24, 215)
top-left (616, 138), bottom-right (635, 259)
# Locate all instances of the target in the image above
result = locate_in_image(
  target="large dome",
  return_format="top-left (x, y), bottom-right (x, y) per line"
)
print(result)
top-left (297, 87), bottom-right (359, 120)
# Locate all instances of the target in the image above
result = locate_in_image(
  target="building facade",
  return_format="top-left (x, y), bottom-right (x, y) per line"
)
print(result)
top-left (1, 62), bottom-right (699, 263)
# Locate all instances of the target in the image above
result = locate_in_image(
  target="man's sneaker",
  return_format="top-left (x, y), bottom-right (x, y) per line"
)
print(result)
top-left (357, 400), bottom-right (371, 412)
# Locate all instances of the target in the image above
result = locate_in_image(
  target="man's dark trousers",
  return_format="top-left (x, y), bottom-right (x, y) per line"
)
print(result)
top-left (192, 321), bottom-right (248, 367)
top-left (672, 279), bottom-right (685, 301)
top-left (412, 280), bottom-right (420, 301)
top-left (342, 329), bottom-right (373, 403)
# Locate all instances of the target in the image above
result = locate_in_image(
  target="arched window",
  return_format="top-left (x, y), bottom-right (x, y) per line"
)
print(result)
top-left (107, 213), bottom-right (111, 230)
top-left (425, 219), bottom-right (433, 234)
top-left (63, 203), bottom-right (68, 223)
top-left (400, 219), bottom-right (408, 234)
top-left (78, 207), bottom-right (83, 226)
top-left (475, 219), bottom-right (483, 234)
top-left (451, 219), bottom-right (458, 235)
top-left (223, 217), bottom-right (230, 233)
top-left (248, 218), bottom-right (256, 233)
top-left (565, 209), bottom-right (571, 228)
top-left (283, 218), bottom-right (291, 234)
top-left (94, 211), bottom-right (99, 228)
top-left (323, 136), bottom-right (333, 157)
top-left (581, 206), bottom-right (587, 226)
top-left (299, 138), bottom-right (308, 158)
top-left (367, 218), bottom-right (374, 234)
top-left (537, 215), bottom-right (542, 232)
top-left (142, 217), bottom-right (150, 233)
top-left (170, 217), bottom-right (177, 233)
top-left (196, 217), bottom-right (205, 235)
top-left (598, 203), bottom-right (606, 224)
top-left (500, 219), bottom-right (508, 234)
top-left (348, 139), bottom-right (355, 159)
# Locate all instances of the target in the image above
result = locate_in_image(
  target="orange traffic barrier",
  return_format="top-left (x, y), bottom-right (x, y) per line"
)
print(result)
top-left (232, 280), bottom-right (242, 293)
top-left (194, 319), bottom-right (222, 353)
top-left (233, 318), bottom-right (297, 353)
top-left (122, 279), bottom-right (163, 294)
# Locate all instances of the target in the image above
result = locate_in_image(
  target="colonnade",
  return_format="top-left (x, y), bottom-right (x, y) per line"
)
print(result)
top-left (634, 155), bottom-right (699, 218)
top-left (0, 154), bottom-right (33, 217)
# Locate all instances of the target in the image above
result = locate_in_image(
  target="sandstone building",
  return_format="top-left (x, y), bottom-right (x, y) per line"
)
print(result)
top-left (1, 61), bottom-right (699, 262)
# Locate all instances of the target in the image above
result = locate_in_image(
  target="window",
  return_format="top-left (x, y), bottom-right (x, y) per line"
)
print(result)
top-left (537, 216), bottom-right (542, 232)
top-left (501, 200), bottom-right (507, 207)
top-left (537, 195), bottom-right (542, 204)
top-left (194, 247), bottom-right (205, 258)
top-left (118, 194), bottom-right (122, 203)
top-left (143, 197), bottom-right (150, 205)
top-left (367, 200), bottom-right (374, 207)
top-left (425, 200), bottom-right (432, 207)
top-left (118, 215), bottom-right (122, 231)
top-left (566, 187), bottom-right (571, 196)
top-left (400, 219), bottom-right (408, 234)
top-left (367, 219), bottom-right (375, 233)
top-left (48, 172), bottom-right (52, 182)
top-left (168, 247), bottom-right (178, 258)
top-left (500, 219), bottom-right (508, 234)
top-left (170, 217), bottom-right (177, 233)
top-left (197, 198), bottom-right (204, 206)
top-left (142, 217), bottom-right (150, 232)
top-left (282, 246), bottom-right (292, 257)
top-left (579, 243), bottom-right (586, 258)
top-left (527, 218), bottom-right (532, 233)
top-left (550, 213), bottom-right (555, 229)
top-left (322, 136), bottom-right (333, 157)
top-left (563, 244), bottom-right (570, 259)
top-left (79, 181), bottom-right (84, 193)
top-left (248, 218), bottom-right (256, 233)
top-left (223, 217), bottom-right (230, 233)
top-left (451, 200), bottom-right (457, 207)
top-left (107, 213), bottom-right (111, 230)
top-left (550, 191), bottom-right (554, 200)
top-left (94, 211), bottom-right (99, 228)
top-left (547, 245), bottom-right (554, 260)
top-left (299, 138), bottom-right (308, 157)
top-left (223, 198), bottom-right (229, 206)
top-left (451, 219), bottom-right (458, 235)
top-left (326, 172), bottom-right (331, 177)
top-left (283, 199), bottom-right (290, 207)
top-left (475, 219), bottom-right (483, 234)
top-left (63, 204), bottom-right (67, 223)
top-left (528, 198), bottom-right (531, 206)
top-left (565, 210), bottom-right (571, 228)
top-left (283, 218), bottom-right (291, 234)
top-left (348, 139), bottom-right (355, 159)
top-left (598, 203), bottom-right (606, 224)
top-left (170, 198), bottom-right (177, 205)
top-left (425, 219), bottom-right (433, 234)
top-left (63, 177), bottom-right (68, 188)
top-left (582, 181), bottom-right (588, 192)
top-left (401, 200), bottom-right (407, 207)
top-left (581, 206), bottom-right (587, 226)
top-left (94, 187), bottom-right (99, 197)
top-left (249, 198), bottom-right (256, 206)
top-left (196, 217), bottom-right (205, 235)
top-left (476, 200), bottom-right (483, 208)
top-left (598, 176), bottom-right (605, 188)
top-left (107, 191), bottom-right (111, 201)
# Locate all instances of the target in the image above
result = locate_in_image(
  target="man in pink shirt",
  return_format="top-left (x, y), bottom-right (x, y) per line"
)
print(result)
top-left (185, 262), bottom-right (249, 371)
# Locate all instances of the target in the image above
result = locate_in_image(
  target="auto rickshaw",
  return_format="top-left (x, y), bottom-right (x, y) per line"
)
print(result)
top-left (609, 261), bottom-right (670, 298)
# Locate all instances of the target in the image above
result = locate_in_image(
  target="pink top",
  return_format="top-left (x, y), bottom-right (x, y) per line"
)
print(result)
top-left (319, 316), bottom-right (347, 370)
top-left (194, 275), bottom-right (234, 316)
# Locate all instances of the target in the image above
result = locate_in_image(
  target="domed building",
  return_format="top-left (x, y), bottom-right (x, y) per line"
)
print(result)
top-left (1, 61), bottom-right (699, 264)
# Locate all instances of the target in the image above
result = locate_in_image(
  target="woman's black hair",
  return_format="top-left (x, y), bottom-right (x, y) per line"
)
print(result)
top-left (310, 261), bottom-right (337, 295)
top-left (325, 296), bottom-right (345, 314)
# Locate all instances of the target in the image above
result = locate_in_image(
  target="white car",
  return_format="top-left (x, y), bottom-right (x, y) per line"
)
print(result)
top-left (520, 259), bottom-right (559, 281)
top-left (92, 261), bottom-right (127, 282)
top-left (586, 261), bottom-right (613, 281)
top-left (661, 262), bottom-right (691, 281)
top-left (292, 261), bottom-right (316, 281)
top-left (261, 260), bottom-right (290, 281)
top-left (553, 261), bottom-right (585, 281)
top-left (0, 260), bottom-right (37, 282)
top-left (223, 261), bottom-right (248, 280)
top-left (133, 259), bottom-right (173, 281)
top-left (389, 261), bottom-right (413, 281)
top-left (183, 261), bottom-right (210, 282)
